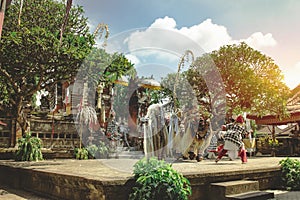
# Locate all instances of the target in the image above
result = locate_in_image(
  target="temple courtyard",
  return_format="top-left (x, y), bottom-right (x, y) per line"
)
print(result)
top-left (0, 155), bottom-right (300, 199)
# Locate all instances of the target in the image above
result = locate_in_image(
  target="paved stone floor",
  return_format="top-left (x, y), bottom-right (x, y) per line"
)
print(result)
top-left (0, 156), bottom-right (299, 199)
top-left (267, 190), bottom-right (300, 200)
top-left (0, 184), bottom-right (48, 200)
top-left (0, 156), bottom-right (290, 181)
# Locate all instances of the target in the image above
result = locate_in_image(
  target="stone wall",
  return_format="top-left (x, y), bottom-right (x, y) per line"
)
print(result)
top-left (0, 162), bottom-right (282, 200)
top-left (0, 118), bottom-right (12, 148)
top-left (30, 117), bottom-right (80, 150)
top-left (0, 117), bottom-right (81, 150)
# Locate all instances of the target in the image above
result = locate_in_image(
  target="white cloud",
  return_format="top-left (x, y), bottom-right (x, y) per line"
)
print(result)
top-left (243, 32), bottom-right (277, 50)
top-left (107, 16), bottom-right (279, 80)
top-left (150, 16), bottom-right (177, 29)
top-left (124, 16), bottom-right (278, 55)
top-left (179, 19), bottom-right (232, 52)
top-left (125, 17), bottom-right (231, 57)
top-left (121, 17), bottom-right (233, 69)
top-left (283, 62), bottom-right (300, 89)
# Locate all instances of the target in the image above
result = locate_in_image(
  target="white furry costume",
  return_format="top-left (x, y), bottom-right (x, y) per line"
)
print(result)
top-left (143, 104), bottom-right (168, 159)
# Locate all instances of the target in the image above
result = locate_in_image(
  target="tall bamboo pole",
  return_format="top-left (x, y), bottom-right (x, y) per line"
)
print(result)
top-left (173, 50), bottom-right (194, 112)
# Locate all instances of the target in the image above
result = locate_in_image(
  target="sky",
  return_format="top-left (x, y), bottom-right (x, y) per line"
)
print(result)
top-left (73, 0), bottom-right (300, 89)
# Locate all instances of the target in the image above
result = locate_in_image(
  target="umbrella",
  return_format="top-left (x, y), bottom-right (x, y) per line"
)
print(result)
top-left (139, 79), bottom-right (161, 90)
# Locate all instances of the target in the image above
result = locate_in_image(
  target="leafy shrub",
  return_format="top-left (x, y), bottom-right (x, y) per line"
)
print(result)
top-left (129, 157), bottom-right (192, 200)
top-left (74, 147), bottom-right (88, 160)
top-left (86, 144), bottom-right (98, 158)
top-left (15, 132), bottom-right (43, 161)
top-left (268, 138), bottom-right (279, 148)
top-left (279, 157), bottom-right (300, 190)
top-left (98, 141), bottom-right (109, 158)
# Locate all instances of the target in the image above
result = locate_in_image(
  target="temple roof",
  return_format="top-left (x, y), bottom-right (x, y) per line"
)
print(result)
top-left (256, 124), bottom-right (296, 135)
top-left (247, 84), bottom-right (300, 125)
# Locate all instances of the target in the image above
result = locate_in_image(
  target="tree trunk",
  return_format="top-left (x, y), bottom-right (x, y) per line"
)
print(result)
top-left (272, 125), bottom-right (275, 140)
top-left (16, 98), bottom-right (29, 136)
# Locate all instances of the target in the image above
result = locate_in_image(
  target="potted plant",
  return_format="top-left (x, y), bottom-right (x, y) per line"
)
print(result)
top-left (268, 137), bottom-right (279, 156)
top-left (15, 132), bottom-right (43, 161)
top-left (86, 144), bottom-right (98, 159)
top-left (74, 147), bottom-right (89, 160)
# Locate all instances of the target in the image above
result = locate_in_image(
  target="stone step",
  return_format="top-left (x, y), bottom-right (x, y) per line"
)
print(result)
top-left (118, 150), bottom-right (144, 155)
top-left (211, 180), bottom-right (259, 196)
top-left (210, 180), bottom-right (260, 200)
top-left (226, 191), bottom-right (274, 200)
top-left (117, 154), bottom-right (144, 159)
top-left (111, 150), bottom-right (144, 159)
top-left (118, 151), bottom-right (145, 159)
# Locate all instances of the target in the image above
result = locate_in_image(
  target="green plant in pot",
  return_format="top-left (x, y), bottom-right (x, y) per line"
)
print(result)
top-left (129, 157), bottom-right (192, 200)
top-left (268, 138), bottom-right (279, 148)
top-left (74, 147), bottom-right (89, 160)
top-left (15, 132), bottom-right (43, 161)
top-left (268, 137), bottom-right (280, 156)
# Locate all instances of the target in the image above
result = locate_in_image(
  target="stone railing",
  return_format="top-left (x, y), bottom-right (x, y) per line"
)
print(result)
top-left (30, 117), bottom-right (81, 150)
top-left (0, 117), bottom-right (81, 150)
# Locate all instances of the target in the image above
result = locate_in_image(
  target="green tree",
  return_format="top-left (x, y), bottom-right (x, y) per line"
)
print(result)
top-left (113, 84), bottom-right (129, 120)
top-left (0, 0), bottom-right (13, 39)
top-left (161, 72), bottom-right (198, 111)
top-left (0, 0), bottom-right (94, 134)
top-left (188, 42), bottom-right (290, 119)
top-left (77, 47), bottom-right (135, 108)
top-left (187, 52), bottom-right (227, 123)
top-left (161, 53), bottom-right (225, 125)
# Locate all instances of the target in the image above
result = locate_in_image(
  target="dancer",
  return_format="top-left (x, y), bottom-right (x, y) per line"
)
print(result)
top-left (217, 125), bottom-right (239, 160)
top-left (215, 115), bottom-right (249, 164)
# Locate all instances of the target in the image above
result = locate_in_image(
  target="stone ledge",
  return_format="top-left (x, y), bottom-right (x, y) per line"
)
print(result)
top-left (0, 157), bottom-right (288, 200)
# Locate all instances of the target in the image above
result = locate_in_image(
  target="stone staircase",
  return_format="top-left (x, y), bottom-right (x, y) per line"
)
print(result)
top-left (210, 180), bottom-right (274, 200)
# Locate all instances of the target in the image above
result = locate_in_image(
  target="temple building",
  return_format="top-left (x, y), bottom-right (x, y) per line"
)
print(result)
top-left (247, 84), bottom-right (300, 156)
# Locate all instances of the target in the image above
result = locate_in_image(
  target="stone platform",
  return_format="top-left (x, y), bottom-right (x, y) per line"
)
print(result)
top-left (0, 156), bottom-right (297, 200)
